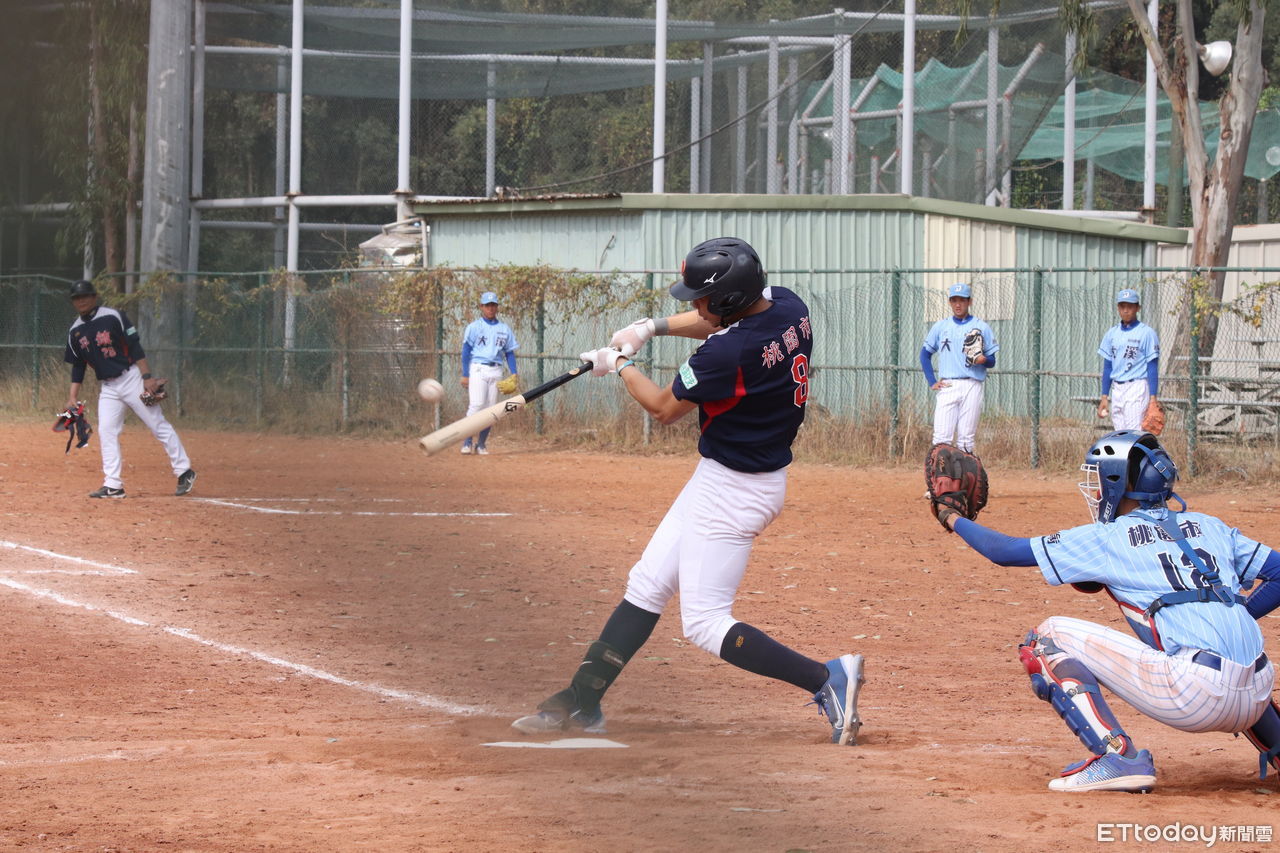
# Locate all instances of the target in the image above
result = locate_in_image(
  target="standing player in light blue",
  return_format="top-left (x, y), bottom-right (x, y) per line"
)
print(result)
top-left (458, 291), bottom-right (518, 455)
top-left (920, 282), bottom-right (999, 452)
top-left (935, 430), bottom-right (1280, 792)
top-left (1097, 288), bottom-right (1160, 430)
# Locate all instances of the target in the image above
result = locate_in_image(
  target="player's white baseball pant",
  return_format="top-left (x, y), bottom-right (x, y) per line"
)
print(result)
top-left (932, 377), bottom-right (984, 451)
top-left (465, 362), bottom-right (504, 446)
top-left (1109, 380), bottom-right (1150, 431)
top-left (1037, 615), bottom-right (1274, 734)
top-left (622, 457), bottom-right (787, 654)
top-left (97, 365), bottom-right (191, 489)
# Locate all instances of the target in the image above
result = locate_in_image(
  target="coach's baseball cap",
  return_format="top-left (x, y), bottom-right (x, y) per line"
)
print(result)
top-left (1116, 288), bottom-right (1141, 304)
top-left (947, 282), bottom-right (972, 299)
top-left (479, 291), bottom-right (499, 305)
top-left (69, 279), bottom-right (97, 298)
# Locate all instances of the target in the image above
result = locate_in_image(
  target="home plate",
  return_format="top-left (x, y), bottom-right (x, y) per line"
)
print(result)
top-left (483, 738), bottom-right (628, 749)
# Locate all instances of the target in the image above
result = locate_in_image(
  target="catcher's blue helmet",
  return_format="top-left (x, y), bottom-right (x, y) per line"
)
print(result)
top-left (1079, 430), bottom-right (1182, 523)
top-left (670, 237), bottom-right (766, 325)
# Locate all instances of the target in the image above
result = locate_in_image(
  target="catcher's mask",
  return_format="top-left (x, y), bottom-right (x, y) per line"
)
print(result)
top-left (1079, 430), bottom-right (1183, 523)
top-left (670, 237), bottom-right (766, 326)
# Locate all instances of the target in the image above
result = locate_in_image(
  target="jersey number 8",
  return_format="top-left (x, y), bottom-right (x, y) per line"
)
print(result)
top-left (790, 354), bottom-right (809, 407)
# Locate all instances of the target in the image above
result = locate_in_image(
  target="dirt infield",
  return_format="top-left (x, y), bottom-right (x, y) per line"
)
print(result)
top-left (0, 420), bottom-right (1277, 852)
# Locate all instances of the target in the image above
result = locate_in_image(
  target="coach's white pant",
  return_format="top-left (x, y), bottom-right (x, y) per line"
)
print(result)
top-left (932, 378), bottom-right (984, 452)
top-left (1109, 380), bottom-right (1150, 431)
top-left (97, 365), bottom-right (191, 489)
top-left (623, 457), bottom-right (786, 654)
top-left (1038, 615), bottom-right (1274, 734)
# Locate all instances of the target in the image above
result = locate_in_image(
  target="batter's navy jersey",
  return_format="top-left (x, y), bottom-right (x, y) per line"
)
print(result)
top-left (671, 286), bottom-right (811, 473)
top-left (1031, 509), bottom-right (1270, 663)
top-left (64, 306), bottom-right (145, 383)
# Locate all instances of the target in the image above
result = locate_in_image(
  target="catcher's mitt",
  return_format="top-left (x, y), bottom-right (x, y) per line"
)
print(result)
top-left (924, 443), bottom-right (989, 532)
top-left (962, 328), bottom-right (985, 366)
top-left (140, 380), bottom-right (167, 406)
top-left (496, 375), bottom-right (518, 395)
top-left (1141, 398), bottom-right (1165, 436)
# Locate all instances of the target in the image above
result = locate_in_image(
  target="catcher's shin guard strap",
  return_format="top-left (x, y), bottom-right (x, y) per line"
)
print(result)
top-left (567, 641), bottom-right (628, 714)
top-left (1242, 699), bottom-right (1280, 779)
top-left (1020, 632), bottom-right (1132, 757)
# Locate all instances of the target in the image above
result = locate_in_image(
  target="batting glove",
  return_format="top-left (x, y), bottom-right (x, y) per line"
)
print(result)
top-left (609, 318), bottom-right (656, 358)
top-left (580, 346), bottom-right (626, 377)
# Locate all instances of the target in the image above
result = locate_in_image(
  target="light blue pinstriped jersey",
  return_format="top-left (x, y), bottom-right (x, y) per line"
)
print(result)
top-left (1098, 320), bottom-right (1159, 383)
top-left (1031, 509), bottom-right (1269, 664)
top-left (462, 318), bottom-right (519, 364)
top-left (922, 315), bottom-right (999, 381)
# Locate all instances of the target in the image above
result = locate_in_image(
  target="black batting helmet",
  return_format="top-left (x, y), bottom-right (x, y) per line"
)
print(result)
top-left (69, 279), bottom-right (97, 298)
top-left (669, 237), bottom-right (766, 324)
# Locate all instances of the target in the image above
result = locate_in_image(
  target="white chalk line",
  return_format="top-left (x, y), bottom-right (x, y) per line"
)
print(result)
top-left (193, 497), bottom-right (511, 517)
top-left (0, 540), bottom-right (136, 576)
top-left (0, 575), bottom-right (486, 718)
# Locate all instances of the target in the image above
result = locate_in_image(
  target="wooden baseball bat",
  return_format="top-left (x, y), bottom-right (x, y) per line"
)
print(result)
top-left (418, 361), bottom-right (595, 455)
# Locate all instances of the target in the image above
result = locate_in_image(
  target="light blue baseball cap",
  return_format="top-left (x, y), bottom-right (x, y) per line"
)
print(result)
top-left (1116, 288), bottom-right (1140, 304)
top-left (479, 291), bottom-right (499, 305)
top-left (947, 282), bottom-right (972, 299)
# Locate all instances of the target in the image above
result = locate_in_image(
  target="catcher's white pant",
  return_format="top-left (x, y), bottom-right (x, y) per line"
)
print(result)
top-left (623, 457), bottom-right (787, 654)
top-left (1109, 380), bottom-right (1150, 431)
top-left (1038, 615), bottom-right (1274, 734)
top-left (97, 365), bottom-right (191, 489)
top-left (932, 378), bottom-right (984, 452)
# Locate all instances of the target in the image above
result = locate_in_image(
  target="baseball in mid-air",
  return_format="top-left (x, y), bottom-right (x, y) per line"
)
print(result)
top-left (417, 378), bottom-right (444, 403)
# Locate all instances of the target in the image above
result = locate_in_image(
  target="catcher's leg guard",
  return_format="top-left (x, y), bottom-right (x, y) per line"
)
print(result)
top-left (1241, 699), bottom-right (1280, 780)
top-left (1020, 630), bottom-right (1135, 758)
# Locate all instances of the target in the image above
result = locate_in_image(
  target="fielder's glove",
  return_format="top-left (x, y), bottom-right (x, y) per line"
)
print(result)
top-left (140, 380), bottom-right (168, 406)
top-left (497, 374), bottom-right (519, 395)
top-left (962, 328), bottom-right (985, 367)
top-left (1140, 399), bottom-right (1166, 436)
top-left (924, 443), bottom-right (989, 532)
top-left (610, 318), bottom-right (657, 358)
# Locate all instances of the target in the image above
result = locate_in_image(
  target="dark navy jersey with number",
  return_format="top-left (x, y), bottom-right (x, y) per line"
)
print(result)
top-left (671, 286), bottom-right (812, 473)
top-left (64, 306), bottom-right (146, 383)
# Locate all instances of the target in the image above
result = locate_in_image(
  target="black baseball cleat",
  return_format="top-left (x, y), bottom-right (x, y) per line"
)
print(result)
top-left (175, 469), bottom-right (197, 496)
top-left (89, 486), bottom-right (126, 499)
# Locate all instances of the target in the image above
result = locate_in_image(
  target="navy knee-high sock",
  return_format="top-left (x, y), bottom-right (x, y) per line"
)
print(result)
top-left (719, 622), bottom-right (829, 693)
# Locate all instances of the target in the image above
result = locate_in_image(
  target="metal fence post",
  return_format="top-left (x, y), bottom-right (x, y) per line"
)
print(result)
top-left (643, 272), bottom-right (654, 445)
top-left (535, 295), bottom-right (546, 434)
top-left (889, 270), bottom-right (902, 453)
top-left (1188, 276), bottom-right (1200, 476)
top-left (255, 285), bottom-right (265, 424)
top-left (1030, 268), bottom-right (1043, 468)
top-left (31, 278), bottom-right (42, 408)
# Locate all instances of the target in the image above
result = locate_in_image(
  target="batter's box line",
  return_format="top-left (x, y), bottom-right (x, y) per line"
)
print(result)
top-left (0, 575), bottom-right (487, 718)
top-left (192, 498), bottom-right (511, 517)
top-left (0, 540), bottom-right (137, 576)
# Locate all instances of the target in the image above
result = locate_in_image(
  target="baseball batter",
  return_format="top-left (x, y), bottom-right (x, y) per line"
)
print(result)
top-left (920, 282), bottom-right (999, 452)
top-left (458, 291), bottom-right (518, 455)
top-left (1097, 288), bottom-right (1160, 430)
top-left (511, 237), bottom-right (864, 745)
top-left (63, 279), bottom-right (196, 498)
top-left (936, 430), bottom-right (1280, 791)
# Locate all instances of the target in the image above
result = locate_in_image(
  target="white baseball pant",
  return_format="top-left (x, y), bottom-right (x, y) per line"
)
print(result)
top-left (1038, 615), bottom-right (1274, 734)
top-left (932, 377), bottom-right (984, 452)
top-left (465, 362), bottom-right (504, 448)
top-left (622, 457), bottom-right (787, 654)
top-left (1109, 380), bottom-right (1150, 431)
top-left (97, 365), bottom-right (191, 489)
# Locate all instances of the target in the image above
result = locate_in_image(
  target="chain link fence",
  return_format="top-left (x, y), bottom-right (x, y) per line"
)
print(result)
top-left (5, 266), bottom-right (1280, 474)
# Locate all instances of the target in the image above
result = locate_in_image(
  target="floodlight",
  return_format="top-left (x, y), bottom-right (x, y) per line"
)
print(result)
top-left (1197, 41), bottom-right (1233, 77)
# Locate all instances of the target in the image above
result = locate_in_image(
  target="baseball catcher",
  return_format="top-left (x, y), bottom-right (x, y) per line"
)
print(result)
top-left (53, 402), bottom-right (93, 453)
top-left (1140, 398), bottom-right (1165, 436)
top-left (924, 442), bottom-right (988, 531)
top-left (961, 327), bottom-right (985, 367)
